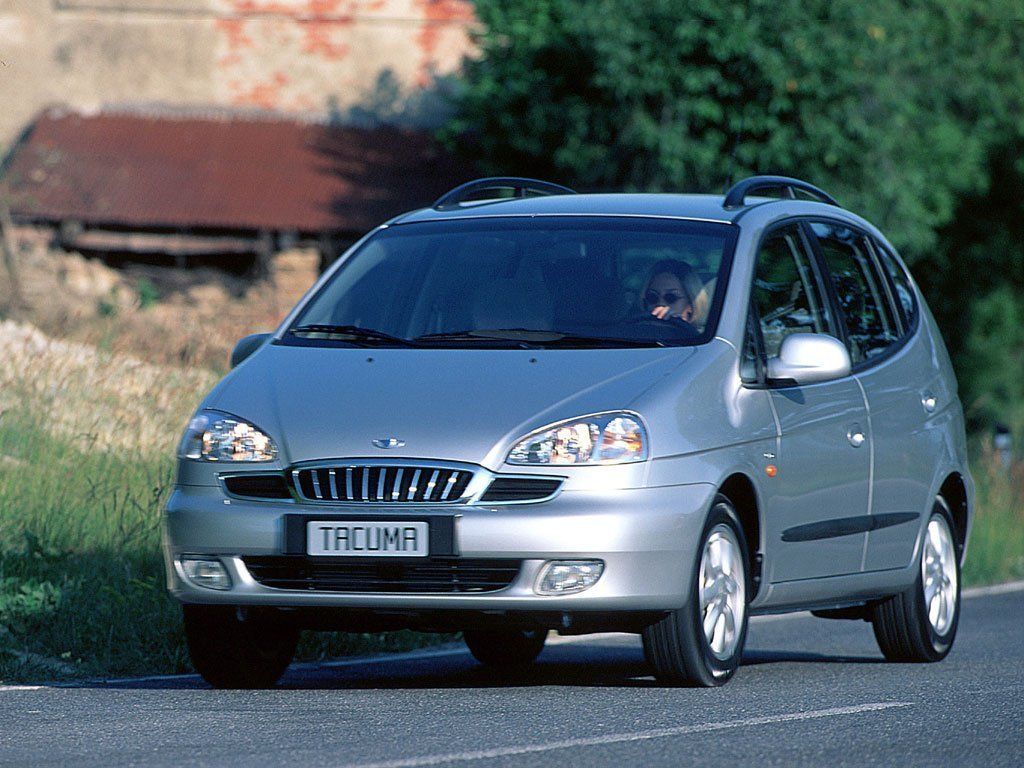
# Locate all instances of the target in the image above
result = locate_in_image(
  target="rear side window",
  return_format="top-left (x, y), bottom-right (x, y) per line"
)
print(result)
top-left (810, 222), bottom-right (900, 365)
top-left (751, 223), bottom-right (833, 358)
top-left (874, 242), bottom-right (918, 330)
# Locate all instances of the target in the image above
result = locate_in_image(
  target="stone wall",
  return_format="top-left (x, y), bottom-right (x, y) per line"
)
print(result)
top-left (0, 0), bottom-right (475, 151)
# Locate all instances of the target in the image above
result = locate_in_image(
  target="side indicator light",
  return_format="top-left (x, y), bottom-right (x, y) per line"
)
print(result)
top-left (765, 465), bottom-right (778, 478)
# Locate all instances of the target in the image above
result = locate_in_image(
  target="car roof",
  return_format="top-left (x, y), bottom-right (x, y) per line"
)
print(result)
top-left (390, 192), bottom-right (831, 227)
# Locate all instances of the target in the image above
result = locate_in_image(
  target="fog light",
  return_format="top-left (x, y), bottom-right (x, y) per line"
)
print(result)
top-left (535, 560), bottom-right (604, 595)
top-left (181, 557), bottom-right (232, 591)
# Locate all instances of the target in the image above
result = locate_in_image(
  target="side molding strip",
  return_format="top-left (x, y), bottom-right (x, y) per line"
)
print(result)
top-left (781, 512), bottom-right (919, 543)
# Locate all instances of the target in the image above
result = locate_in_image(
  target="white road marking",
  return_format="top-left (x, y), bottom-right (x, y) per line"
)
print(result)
top-left (750, 611), bottom-right (814, 623)
top-left (98, 644), bottom-right (478, 684)
top-left (317, 646), bottom-right (467, 669)
top-left (963, 580), bottom-right (1024, 598)
top-left (339, 702), bottom-right (911, 768)
top-left (0, 686), bottom-right (43, 692)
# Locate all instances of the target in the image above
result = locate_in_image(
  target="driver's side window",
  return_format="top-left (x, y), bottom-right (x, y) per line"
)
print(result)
top-left (752, 223), bottom-right (833, 358)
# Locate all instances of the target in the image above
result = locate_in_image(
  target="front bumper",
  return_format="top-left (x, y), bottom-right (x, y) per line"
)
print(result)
top-left (163, 482), bottom-right (715, 612)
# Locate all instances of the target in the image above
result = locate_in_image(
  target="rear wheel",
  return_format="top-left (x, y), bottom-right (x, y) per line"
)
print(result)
top-left (642, 496), bottom-right (749, 686)
top-left (183, 605), bottom-right (299, 688)
top-left (870, 497), bottom-right (961, 662)
top-left (463, 629), bottom-right (547, 668)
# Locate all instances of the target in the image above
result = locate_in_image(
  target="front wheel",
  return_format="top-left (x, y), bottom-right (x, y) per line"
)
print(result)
top-left (870, 497), bottom-right (961, 662)
top-left (183, 604), bottom-right (299, 688)
top-left (642, 496), bottom-right (749, 686)
top-left (463, 629), bottom-right (547, 669)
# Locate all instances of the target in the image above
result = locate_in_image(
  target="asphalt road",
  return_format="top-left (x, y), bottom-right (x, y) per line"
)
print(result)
top-left (2, 585), bottom-right (1022, 768)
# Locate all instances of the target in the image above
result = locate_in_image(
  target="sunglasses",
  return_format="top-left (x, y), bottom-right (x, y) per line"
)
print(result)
top-left (644, 289), bottom-right (688, 307)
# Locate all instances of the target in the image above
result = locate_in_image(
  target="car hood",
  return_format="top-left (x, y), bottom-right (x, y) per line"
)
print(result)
top-left (207, 343), bottom-right (695, 470)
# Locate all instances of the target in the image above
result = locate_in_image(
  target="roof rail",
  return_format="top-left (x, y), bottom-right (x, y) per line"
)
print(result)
top-left (723, 175), bottom-right (838, 209)
top-left (431, 177), bottom-right (576, 210)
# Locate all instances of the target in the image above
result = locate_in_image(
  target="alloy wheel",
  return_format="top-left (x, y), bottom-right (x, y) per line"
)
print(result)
top-left (699, 524), bottom-right (747, 660)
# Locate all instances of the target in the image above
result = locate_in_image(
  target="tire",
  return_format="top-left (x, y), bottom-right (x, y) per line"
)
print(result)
top-left (642, 496), bottom-right (750, 687)
top-left (183, 604), bottom-right (299, 688)
top-left (463, 629), bottom-right (547, 668)
top-left (870, 497), bottom-right (961, 663)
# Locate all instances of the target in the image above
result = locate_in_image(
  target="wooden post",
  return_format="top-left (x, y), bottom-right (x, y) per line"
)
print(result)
top-left (0, 197), bottom-right (24, 313)
top-left (318, 232), bottom-right (349, 274)
top-left (317, 232), bottom-right (332, 274)
top-left (253, 230), bottom-right (275, 281)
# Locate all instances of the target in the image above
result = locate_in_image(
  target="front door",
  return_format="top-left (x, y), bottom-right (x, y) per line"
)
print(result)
top-left (750, 222), bottom-right (871, 582)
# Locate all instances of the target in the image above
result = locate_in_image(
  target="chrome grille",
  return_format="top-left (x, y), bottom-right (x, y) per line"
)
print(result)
top-left (291, 465), bottom-right (473, 503)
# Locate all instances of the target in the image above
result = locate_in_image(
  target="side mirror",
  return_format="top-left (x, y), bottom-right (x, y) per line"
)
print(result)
top-left (230, 332), bottom-right (272, 368)
top-left (767, 333), bottom-right (851, 386)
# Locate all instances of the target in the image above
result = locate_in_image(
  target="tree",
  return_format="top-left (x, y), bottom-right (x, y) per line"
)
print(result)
top-left (921, 146), bottom-right (1024, 434)
top-left (444, 0), bottom-right (1024, 262)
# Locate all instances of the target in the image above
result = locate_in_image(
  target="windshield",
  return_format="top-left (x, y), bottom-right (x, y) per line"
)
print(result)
top-left (283, 216), bottom-right (737, 349)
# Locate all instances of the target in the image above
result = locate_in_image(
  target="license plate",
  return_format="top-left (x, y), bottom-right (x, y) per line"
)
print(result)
top-left (306, 521), bottom-right (429, 557)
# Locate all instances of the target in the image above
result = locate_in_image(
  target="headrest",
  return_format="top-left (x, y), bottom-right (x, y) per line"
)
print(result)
top-left (471, 278), bottom-right (554, 331)
top-left (544, 259), bottom-right (620, 326)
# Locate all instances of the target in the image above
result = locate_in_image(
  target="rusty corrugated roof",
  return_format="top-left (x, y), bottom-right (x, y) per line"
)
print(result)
top-left (0, 107), bottom-right (469, 235)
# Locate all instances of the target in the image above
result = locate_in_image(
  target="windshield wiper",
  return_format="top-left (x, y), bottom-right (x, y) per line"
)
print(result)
top-left (289, 324), bottom-right (417, 347)
top-left (413, 329), bottom-right (546, 348)
top-left (414, 329), bottom-right (665, 348)
top-left (533, 334), bottom-right (667, 348)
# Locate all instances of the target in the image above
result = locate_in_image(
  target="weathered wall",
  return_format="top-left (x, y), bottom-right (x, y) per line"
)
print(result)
top-left (0, 0), bottom-right (475, 151)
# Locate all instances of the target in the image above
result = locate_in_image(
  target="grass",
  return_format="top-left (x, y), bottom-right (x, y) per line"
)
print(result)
top-left (0, 320), bottom-right (1020, 683)
top-left (0, 413), bottom-right (187, 681)
top-left (962, 448), bottom-right (1024, 586)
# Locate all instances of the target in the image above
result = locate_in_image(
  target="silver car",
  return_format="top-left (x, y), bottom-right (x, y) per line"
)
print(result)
top-left (164, 175), bottom-right (972, 688)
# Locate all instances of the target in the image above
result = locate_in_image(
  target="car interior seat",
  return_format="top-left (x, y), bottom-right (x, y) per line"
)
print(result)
top-left (471, 277), bottom-right (555, 331)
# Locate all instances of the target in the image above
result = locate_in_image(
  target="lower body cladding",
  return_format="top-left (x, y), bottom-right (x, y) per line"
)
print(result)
top-left (163, 482), bottom-right (717, 634)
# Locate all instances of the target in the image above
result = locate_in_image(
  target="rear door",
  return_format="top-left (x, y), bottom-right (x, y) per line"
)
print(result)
top-left (751, 222), bottom-right (871, 582)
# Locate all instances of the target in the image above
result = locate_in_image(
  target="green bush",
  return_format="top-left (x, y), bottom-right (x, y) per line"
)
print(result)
top-left (136, 277), bottom-right (160, 310)
top-left (958, 286), bottom-right (1024, 438)
top-left (964, 448), bottom-right (1024, 586)
top-left (919, 147), bottom-right (1024, 435)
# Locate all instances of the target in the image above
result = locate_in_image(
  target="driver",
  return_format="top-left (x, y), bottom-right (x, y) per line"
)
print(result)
top-left (641, 259), bottom-right (708, 325)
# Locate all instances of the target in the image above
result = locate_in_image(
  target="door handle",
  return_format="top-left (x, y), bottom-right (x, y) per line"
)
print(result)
top-left (922, 391), bottom-right (937, 413)
top-left (846, 424), bottom-right (866, 448)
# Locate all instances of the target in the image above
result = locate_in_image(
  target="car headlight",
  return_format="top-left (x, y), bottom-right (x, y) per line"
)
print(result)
top-left (506, 412), bottom-right (648, 465)
top-left (178, 411), bottom-right (278, 462)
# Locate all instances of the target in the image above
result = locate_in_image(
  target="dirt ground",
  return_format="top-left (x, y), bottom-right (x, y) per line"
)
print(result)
top-left (1, 226), bottom-right (321, 372)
